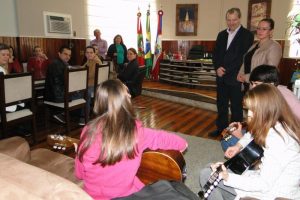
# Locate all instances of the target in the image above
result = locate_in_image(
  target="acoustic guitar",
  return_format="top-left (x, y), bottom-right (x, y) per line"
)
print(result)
top-left (47, 134), bottom-right (186, 185)
top-left (198, 140), bottom-right (264, 199)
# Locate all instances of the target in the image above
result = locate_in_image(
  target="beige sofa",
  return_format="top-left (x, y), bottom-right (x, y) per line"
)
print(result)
top-left (0, 136), bottom-right (91, 199)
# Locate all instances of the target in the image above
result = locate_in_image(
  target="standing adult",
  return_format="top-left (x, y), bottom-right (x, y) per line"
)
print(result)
top-left (90, 29), bottom-right (108, 59)
top-left (237, 18), bottom-right (282, 84)
top-left (107, 34), bottom-right (128, 73)
top-left (210, 8), bottom-right (254, 137)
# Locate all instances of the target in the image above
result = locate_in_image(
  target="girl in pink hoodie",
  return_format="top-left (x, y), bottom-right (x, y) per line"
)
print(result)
top-left (75, 79), bottom-right (187, 200)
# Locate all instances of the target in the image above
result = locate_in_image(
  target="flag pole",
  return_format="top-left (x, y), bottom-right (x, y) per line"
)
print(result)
top-left (151, 8), bottom-right (163, 80)
top-left (137, 7), bottom-right (145, 66)
top-left (144, 4), bottom-right (152, 78)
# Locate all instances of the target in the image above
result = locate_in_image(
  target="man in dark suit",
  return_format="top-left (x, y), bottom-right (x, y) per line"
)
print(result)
top-left (210, 8), bottom-right (254, 137)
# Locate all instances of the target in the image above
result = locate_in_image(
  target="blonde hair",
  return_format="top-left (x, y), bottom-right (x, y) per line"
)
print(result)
top-left (77, 79), bottom-right (137, 166)
top-left (244, 84), bottom-right (300, 147)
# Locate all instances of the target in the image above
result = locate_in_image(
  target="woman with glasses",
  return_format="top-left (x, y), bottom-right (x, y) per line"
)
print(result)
top-left (237, 18), bottom-right (282, 87)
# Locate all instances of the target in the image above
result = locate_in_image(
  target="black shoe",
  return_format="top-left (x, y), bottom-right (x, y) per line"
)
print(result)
top-left (209, 129), bottom-right (221, 137)
top-left (53, 113), bottom-right (66, 124)
top-left (78, 118), bottom-right (86, 126)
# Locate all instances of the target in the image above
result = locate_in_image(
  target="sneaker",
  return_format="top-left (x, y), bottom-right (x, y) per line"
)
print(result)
top-left (78, 118), bottom-right (86, 126)
top-left (209, 129), bottom-right (222, 137)
top-left (53, 113), bottom-right (66, 124)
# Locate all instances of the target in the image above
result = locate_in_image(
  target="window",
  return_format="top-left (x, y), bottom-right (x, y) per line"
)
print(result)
top-left (85, 0), bottom-right (158, 53)
top-left (286, 0), bottom-right (300, 57)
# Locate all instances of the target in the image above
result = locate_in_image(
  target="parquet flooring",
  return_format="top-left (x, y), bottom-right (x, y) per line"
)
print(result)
top-left (133, 94), bottom-right (219, 139)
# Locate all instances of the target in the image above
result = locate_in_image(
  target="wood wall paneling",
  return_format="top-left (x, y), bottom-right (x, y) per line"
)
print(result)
top-left (0, 37), bottom-right (86, 65)
top-left (162, 40), bottom-right (295, 86)
top-left (162, 40), bottom-right (216, 57)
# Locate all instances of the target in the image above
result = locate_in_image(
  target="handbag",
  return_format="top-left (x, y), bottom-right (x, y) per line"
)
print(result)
top-left (113, 180), bottom-right (199, 200)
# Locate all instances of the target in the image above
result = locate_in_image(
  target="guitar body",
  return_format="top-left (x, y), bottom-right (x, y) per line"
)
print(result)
top-left (137, 149), bottom-right (186, 185)
top-left (47, 135), bottom-right (186, 185)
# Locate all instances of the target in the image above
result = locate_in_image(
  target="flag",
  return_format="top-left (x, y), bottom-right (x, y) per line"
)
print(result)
top-left (137, 10), bottom-right (144, 66)
top-left (145, 7), bottom-right (152, 78)
top-left (151, 10), bottom-right (163, 80)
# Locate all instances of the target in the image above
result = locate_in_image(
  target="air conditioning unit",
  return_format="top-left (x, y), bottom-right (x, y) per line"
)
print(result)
top-left (43, 11), bottom-right (72, 37)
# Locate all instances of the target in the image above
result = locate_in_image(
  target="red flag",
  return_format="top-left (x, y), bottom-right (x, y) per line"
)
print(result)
top-left (151, 10), bottom-right (163, 80)
top-left (137, 11), bottom-right (145, 66)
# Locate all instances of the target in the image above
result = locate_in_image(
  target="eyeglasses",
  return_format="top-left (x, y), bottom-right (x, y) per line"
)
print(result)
top-left (256, 27), bottom-right (271, 31)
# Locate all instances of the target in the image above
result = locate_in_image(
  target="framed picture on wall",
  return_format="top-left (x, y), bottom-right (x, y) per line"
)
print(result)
top-left (176, 4), bottom-right (198, 36)
top-left (247, 0), bottom-right (272, 33)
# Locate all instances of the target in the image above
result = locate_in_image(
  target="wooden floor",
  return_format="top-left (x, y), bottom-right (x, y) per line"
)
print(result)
top-left (30, 80), bottom-right (220, 149)
top-left (133, 95), bottom-right (218, 138)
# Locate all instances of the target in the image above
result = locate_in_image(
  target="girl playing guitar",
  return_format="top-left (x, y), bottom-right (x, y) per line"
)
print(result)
top-left (199, 84), bottom-right (300, 200)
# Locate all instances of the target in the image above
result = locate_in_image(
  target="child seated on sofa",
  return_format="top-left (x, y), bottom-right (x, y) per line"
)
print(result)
top-left (75, 79), bottom-right (187, 200)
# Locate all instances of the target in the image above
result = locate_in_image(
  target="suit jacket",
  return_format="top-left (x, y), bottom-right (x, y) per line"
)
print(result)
top-left (44, 58), bottom-right (68, 103)
top-left (213, 26), bottom-right (254, 85)
top-left (239, 39), bottom-right (282, 82)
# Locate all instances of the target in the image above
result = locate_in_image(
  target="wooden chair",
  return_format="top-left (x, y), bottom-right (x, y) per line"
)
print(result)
top-left (44, 67), bottom-right (88, 134)
top-left (0, 72), bottom-right (36, 143)
top-left (34, 79), bottom-right (46, 103)
top-left (94, 63), bottom-right (110, 97)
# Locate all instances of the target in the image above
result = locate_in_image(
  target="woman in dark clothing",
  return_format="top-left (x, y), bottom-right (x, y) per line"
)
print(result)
top-left (107, 34), bottom-right (127, 73)
top-left (117, 48), bottom-right (139, 97)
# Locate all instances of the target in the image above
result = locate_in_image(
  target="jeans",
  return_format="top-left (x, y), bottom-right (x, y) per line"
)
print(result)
top-left (220, 129), bottom-right (247, 152)
top-left (221, 136), bottom-right (239, 152)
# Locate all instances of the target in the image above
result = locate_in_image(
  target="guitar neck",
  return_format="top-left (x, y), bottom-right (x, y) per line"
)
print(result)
top-left (199, 140), bottom-right (263, 199)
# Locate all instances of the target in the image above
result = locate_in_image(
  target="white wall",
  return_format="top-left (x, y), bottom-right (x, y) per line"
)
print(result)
top-left (0, 0), bottom-right (294, 41)
top-left (0, 0), bottom-right (18, 36)
top-left (160, 0), bottom-right (292, 40)
top-left (15, 0), bottom-right (88, 38)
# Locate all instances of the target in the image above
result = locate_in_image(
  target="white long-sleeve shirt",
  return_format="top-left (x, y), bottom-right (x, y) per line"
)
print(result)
top-left (224, 123), bottom-right (300, 200)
